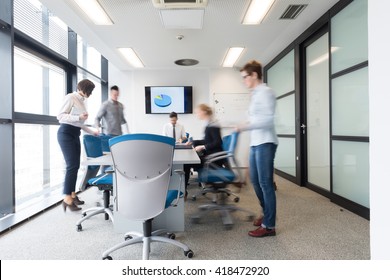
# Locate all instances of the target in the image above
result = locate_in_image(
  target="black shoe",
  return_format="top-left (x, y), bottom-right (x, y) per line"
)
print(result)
top-left (73, 196), bottom-right (85, 205)
top-left (62, 201), bottom-right (82, 212)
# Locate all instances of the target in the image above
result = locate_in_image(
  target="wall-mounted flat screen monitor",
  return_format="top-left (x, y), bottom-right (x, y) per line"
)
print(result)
top-left (145, 86), bottom-right (193, 114)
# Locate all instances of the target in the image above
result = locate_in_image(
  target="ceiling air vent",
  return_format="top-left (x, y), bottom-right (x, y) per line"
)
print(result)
top-left (152, 0), bottom-right (208, 9)
top-left (280, 4), bottom-right (307, 20)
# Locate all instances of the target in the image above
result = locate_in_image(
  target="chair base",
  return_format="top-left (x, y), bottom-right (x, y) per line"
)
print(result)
top-left (191, 184), bottom-right (240, 203)
top-left (76, 207), bottom-right (114, 232)
top-left (102, 220), bottom-right (193, 260)
top-left (76, 189), bottom-right (113, 232)
top-left (191, 190), bottom-right (254, 229)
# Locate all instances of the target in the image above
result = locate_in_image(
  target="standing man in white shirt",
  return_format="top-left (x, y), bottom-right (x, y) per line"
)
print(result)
top-left (95, 85), bottom-right (129, 137)
top-left (162, 112), bottom-right (187, 143)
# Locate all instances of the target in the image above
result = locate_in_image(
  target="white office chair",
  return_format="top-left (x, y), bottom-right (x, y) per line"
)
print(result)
top-left (102, 133), bottom-right (193, 260)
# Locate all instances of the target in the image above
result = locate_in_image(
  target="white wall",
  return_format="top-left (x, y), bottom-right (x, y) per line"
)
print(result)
top-left (368, 0), bottom-right (390, 260)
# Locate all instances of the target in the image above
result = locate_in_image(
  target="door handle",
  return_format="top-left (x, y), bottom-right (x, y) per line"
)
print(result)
top-left (301, 124), bottom-right (306, 134)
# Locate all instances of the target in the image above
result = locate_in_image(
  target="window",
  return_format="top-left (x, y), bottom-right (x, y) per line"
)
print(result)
top-left (14, 47), bottom-right (65, 116)
top-left (77, 35), bottom-right (102, 77)
top-left (14, 124), bottom-right (64, 211)
top-left (14, 0), bottom-right (68, 58)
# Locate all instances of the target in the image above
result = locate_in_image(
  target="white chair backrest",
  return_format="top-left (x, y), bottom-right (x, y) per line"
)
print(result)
top-left (109, 134), bottom-right (175, 221)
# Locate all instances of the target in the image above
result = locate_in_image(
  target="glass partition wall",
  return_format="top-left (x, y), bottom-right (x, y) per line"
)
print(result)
top-left (267, 50), bottom-right (296, 178)
top-left (330, 0), bottom-right (369, 209)
top-left (265, 0), bottom-right (369, 218)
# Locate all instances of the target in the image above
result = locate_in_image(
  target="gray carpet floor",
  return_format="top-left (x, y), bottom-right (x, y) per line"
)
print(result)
top-left (0, 175), bottom-right (370, 260)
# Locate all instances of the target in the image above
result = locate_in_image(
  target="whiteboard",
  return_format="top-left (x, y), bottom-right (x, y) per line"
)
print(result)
top-left (213, 92), bottom-right (251, 127)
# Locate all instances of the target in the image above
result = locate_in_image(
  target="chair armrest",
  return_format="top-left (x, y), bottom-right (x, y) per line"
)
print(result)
top-left (204, 151), bottom-right (229, 161)
top-left (204, 153), bottom-right (233, 165)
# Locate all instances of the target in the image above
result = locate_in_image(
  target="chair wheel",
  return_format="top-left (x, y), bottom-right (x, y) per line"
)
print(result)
top-left (168, 233), bottom-right (176, 239)
top-left (191, 217), bottom-right (200, 224)
top-left (124, 235), bottom-right (133, 241)
top-left (234, 197), bottom-right (240, 203)
top-left (103, 256), bottom-right (113, 260)
top-left (247, 215), bottom-right (255, 222)
top-left (224, 224), bottom-right (233, 230)
top-left (76, 224), bottom-right (82, 232)
top-left (185, 250), bottom-right (194, 258)
top-left (191, 196), bottom-right (196, 201)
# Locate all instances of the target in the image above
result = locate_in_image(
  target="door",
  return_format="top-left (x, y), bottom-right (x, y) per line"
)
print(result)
top-left (303, 32), bottom-right (331, 191)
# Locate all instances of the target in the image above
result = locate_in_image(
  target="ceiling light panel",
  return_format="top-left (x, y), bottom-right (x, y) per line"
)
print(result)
top-left (242, 0), bottom-right (275, 25)
top-left (222, 47), bottom-right (245, 68)
top-left (118, 48), bottom-right (144, 68)
top-left (73, 0), bottom-right (113, 25)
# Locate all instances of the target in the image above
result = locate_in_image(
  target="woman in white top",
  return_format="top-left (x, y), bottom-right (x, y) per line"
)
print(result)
top-left (57, 79), bottom-right (98, 211)
top-left (237, 60), bottom-right (278, 238)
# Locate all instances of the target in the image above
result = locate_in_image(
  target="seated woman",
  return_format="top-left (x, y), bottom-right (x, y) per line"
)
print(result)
top-left (184, 104), bottom-right (224, 199)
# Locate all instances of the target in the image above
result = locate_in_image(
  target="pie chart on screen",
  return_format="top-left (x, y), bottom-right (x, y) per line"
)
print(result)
top-left (154, 94), bottom-right (172, 107)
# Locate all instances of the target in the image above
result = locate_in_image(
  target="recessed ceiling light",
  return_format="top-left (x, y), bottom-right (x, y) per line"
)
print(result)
top-left (175, 59), bottom-right (199, 66)
top-left (242, 0), bottom-right (275, 25)
top-left (222, 47), bottom-right (245, 68)
top-left (73, 0), bottom-right (113, 25)
top-left (118, 48), bottom-right (144, 68)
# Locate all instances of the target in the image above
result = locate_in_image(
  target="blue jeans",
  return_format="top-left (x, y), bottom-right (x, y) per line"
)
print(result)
top-left (57, 124), bottom-right (81, 195)
top-left (249, 143), bottom-right (277, 229)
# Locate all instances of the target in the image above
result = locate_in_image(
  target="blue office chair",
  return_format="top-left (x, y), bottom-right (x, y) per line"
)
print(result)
top-left (191, 132), bottom-right (254, 229)
top-left (76, 134), bottom-right (114, 232)
top-left (99, 134), bottom-right (112, 153)
top-left (102, 134), bottom-right (193, 260)
top-left (191, 132), bottom-right (242, 201)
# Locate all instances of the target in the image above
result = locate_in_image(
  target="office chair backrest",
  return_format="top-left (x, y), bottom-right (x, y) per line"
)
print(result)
top-left (222, 132), bottom-right (239, 155)
top-left (83, 135), bottom-right (103, 158)
top-left (109, 134), bottom-right (175, 221)
top-left (99, 134), bottom-right (113, 153)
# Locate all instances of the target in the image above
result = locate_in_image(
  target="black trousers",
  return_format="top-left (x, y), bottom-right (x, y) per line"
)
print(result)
top-left (57, 124), bottom-right (81, 195)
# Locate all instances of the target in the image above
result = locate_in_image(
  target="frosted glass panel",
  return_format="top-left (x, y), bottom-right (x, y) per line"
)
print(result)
top-left (332, 141), bottom-right (369, 207)
top-left (274, 137), bottom-right (295, 176)
top-left (275, 94), bottom-right (295, 135)
top-left (267, 50), bottom-right (295, 97)
top-left (331, 0), bottom-right (368, 74)
top-left (332, 67), bottom-right (369, 136)
top-left (306, 33), bottom-right (330, 191)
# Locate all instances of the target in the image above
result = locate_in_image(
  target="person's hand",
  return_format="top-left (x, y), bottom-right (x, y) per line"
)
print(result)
top-left (178, 138), bottom-right (183, 143)
top-left (195, 145), bottom-right (205, 152)
top-left (235, 123), bottom-right (244, 132)
top-left (93, 130), bottom-right (99, 136)
top-left (185, 141), bottom-right (193, 146)
top-left (79, 112), bottom-right (88, 121)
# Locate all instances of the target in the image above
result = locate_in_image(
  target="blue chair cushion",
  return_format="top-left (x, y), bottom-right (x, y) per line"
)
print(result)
top-left (198, 168), bottom-right (236, 183)
top-left (88, 173), bottom-right (113, 185)
top-left (165, 190), bottom-right (183, 209)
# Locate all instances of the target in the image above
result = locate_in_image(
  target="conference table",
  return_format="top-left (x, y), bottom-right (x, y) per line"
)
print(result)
top-left (82, 147), bottom-right (200, 233)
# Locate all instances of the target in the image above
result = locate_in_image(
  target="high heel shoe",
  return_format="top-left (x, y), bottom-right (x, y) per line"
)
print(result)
top-left (62, 201), bottom-right (82, 212)
top-left (73, 195), bottom-right (85, 205)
